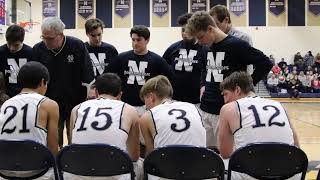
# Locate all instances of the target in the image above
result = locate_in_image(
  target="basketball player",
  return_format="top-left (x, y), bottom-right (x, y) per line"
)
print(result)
top-left (0, 61), bottom-right (59, 179)
top-left (67, 73), bottom-right (140, 180)
top-left (107, 25), bottom-right (174, 116)
top-left (163, 13), bottom-right (207, 104)
top-left (0, 25), bottom-right (33, 97)
top-left (218, 71), bottom-right (300, 180)
top-left (139, 75), bottom-right (206, 155)
top-left (85, 18), bottom-right (118, 78)
top-left (186, 11), bottom-right (273, 148)
top-left (33, 17), bottom-right (95, 146)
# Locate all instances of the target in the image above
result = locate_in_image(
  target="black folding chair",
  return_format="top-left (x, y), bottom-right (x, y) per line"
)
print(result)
top-left (57, 143), bottom-right (135, 180)
top-left (0, 139), bottom-right (58, 179)
top-left (144, 145), bottom-right (225, 180)
top-left (227, 142), bottom-right (308, 180)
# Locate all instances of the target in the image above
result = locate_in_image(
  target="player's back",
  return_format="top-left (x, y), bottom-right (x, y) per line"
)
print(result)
top-left (0, 92), bottom-right (47, 145)
top-left (234, 96), bottom-right (294, 150)
top-left (72, 97), bottom-right (128, 150)
top-left (150, 101), bottom-right (206, 148)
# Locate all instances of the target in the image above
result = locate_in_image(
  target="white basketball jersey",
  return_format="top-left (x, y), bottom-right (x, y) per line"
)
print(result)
top-left (72, 97), bottom-right (128, 151)
top-left (234, 96), bottom-right (294, 150)
top-left (150, 101), bottom-right (206, 148)
top-left (0, 93), bottom-right (47, 145)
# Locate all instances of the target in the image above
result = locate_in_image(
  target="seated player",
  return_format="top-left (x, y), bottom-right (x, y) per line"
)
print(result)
top-left (0, 61), bottom-right (59, 179)
top-left (68, 73), bottom-right (140, 180)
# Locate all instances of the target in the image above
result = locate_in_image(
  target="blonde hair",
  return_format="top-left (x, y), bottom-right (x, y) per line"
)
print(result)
top-left (140, 75), bottom-right (173, 101)
top-left (186, 11), bottom-right (217, 36)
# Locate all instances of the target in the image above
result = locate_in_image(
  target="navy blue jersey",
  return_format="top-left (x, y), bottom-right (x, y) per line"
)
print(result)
top-left (32, 36), bottom-right (94, 115)
top-left (0, 44), bottom-right (33, 97)
top-left (85, 42), bottom-right (118, 78)
top-left (163, 40), bottom-right (208, 104)
top-left (107, 50), bottom-right (174, 106)
top-left (200, 35), bottom-right (272, 114)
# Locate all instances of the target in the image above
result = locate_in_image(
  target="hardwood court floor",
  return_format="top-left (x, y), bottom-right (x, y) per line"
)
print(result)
top-left (281, 102), bottom-right (320, 180)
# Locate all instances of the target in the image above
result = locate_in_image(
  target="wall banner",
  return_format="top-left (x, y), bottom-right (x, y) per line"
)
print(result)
top-left (115, 0), bottom-right (130, 18)
top-left (269, 0), bottom-right (285, 16)
top-left (152, 0), bottom-right (168, 17)
top-left (43, 0), bottom-right (57, 17)
top-left (229, 0), bottom-right (246, 17)
top-left (191, 0), bottom-right (207, 13)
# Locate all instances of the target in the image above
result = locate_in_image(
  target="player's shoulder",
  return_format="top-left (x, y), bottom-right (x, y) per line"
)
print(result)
top-left (220, 101), bottom-right (238, 115)
top-left (41, 97), bottom-right (59, 110)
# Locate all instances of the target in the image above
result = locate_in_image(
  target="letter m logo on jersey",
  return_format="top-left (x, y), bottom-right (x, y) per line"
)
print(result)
top-left (6, 58), bottom-right (27, 83)
top-left (175, 49), bottom-right (197, 72)
top-left (206, 52), bottom-right (225, 82)
top-left (127, 60), bottom-right (148, 85)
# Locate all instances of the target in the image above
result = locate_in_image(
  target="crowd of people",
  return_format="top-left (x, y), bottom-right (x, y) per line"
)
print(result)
top-left (0, 4), bottom-right (305, 180)
top-left (267, 51), bottom-right (320, 98)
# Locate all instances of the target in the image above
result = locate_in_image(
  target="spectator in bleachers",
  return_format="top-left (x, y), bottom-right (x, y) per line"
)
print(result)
top-left (311, 76), bottom-right (320, 93)
top-left (286, 70), bottom-right (297, 82)
top-left (278, 58), bottom-right (287, 71)
top-left (277, 71), bottom-right (288, 90)
top-left (271, 65), bottom-right (281, 75)
top-left (313, 67), bottom-right (319, 74)
top-left (269, 54), bottom-right (275, 65)
top-left (294, 52), bottom-right (304, 71)
top-left (298, 71), bottom-right (307, 93)
top-left (305, 71), bottom-right (313, 93)
top-left (304, 51), bottom-right (314, 68)
top-left (287, 76), bottom-right (301, 98)
top-left (314, 53), bottom-right (320, 68)
top-left (267, 74), bottom-right (279, 93)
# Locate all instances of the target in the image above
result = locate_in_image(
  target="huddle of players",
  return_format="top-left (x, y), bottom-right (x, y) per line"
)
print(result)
top-left (0, 5), bottom-right (300, 180)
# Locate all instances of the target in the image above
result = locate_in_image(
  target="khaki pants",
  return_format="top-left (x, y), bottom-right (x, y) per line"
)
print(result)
top-left (198, 109), bottom-right (219, 147)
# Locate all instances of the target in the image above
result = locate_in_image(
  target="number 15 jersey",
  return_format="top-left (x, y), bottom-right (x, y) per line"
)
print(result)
top-left (72, 98), bottom-right (128, 151)
top-left (234, 96), bottom-right (294, 150)
top-left (150, 101), bottom-right (206, 148)
top-left (0, 93), bottom-right (47, 145)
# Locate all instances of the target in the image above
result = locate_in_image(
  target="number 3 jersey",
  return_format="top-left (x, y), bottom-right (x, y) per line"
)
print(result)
top-left (0, 93), bottom-right (47, 145)
top-left (234, 96), bottom-right (294, 150)
top-left (150, 101), bottom-right (206, 148)
top-left (72, 98), bottom-right (128, 151)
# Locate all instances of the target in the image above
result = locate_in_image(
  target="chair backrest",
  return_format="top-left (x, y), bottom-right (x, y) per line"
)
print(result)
top-left (227, 142), bottom-right (308, 180)
top-left (0, 139), bottom-right (58, 179)
top-left (144, 145), bottom-right (225, 180)
top-left (57, 143), bottom-right (134, 180)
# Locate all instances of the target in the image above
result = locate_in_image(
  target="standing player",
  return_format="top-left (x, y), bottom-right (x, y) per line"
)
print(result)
top-left (107, 25), bottom-right (174, 116)
top-left (218, 71), bottom-right (300, 179)
top-left (0, 61), bottom-right (59, 179)
top-left (0, 25), bottom-right (33, 97)
top-left (163, 13), bottom-right (207, 104)
top-left (68, 73), bottom-right (140, 180)
top-left (33, 17), bottom-right (94, 146)
top-left (139, 75), bottom-right (206, 155)
top-left (186, 11), bottom-right (273, 147)
top-left (85, 18), bottom-right (118, 78)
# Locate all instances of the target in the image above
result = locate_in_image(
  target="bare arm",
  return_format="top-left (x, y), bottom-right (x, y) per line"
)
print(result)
top-left (68, 105), bottom-right (79, 144)
top-left (139, 111), bottom-right (155, 156)
top-left (44, 99), bottom-right (59, 156)
top-left (218, 103), bottom-right (237, 159)
top-left (124, 105), bottom-right (140, 161)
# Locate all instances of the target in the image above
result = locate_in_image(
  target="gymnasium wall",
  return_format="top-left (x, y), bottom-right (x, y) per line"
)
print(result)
top-left (0, 0), bottom-right (319, 64)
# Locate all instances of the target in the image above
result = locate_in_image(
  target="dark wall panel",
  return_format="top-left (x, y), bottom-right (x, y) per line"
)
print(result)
top-left (288, 0), bottom-right (305, 26)
top-left (96, 0), bottom-right (112, 28)
top-left (171, 0), bottom-right (188, 27)
top-left (133, 0), bottom-right (150, 26)
top-left (210, 0), bottom-right (227, 8)
top-left (60, 0), bottom-right (75, 29)
top-left (249, 0), bottom-right (266, 26)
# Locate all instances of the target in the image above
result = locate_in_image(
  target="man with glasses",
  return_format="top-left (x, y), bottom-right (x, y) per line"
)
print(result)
top-left (85, 18), bottom-right (118, 79)
top-left (33, 17), bottom-right (94, 147)
top-left (0, 25), bottom-right (33, 97)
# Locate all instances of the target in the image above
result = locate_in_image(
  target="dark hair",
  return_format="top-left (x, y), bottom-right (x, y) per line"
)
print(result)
top-left (220, 71), bottom-right (255, 94)
top-left (18, 62), bottom-right (50, 89)
top-left (130, 25), bottom-right (150, 40)
top-left (95, 73), bottom-right (122, 96)
top-left (177, 13), bottom-right (193, 26)
top-left (209, 5), bottom-right (231, 24)
top-left (85, 18), bottom-right (105, 34)
top-left (5, 25), bottom-right (25, 43)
